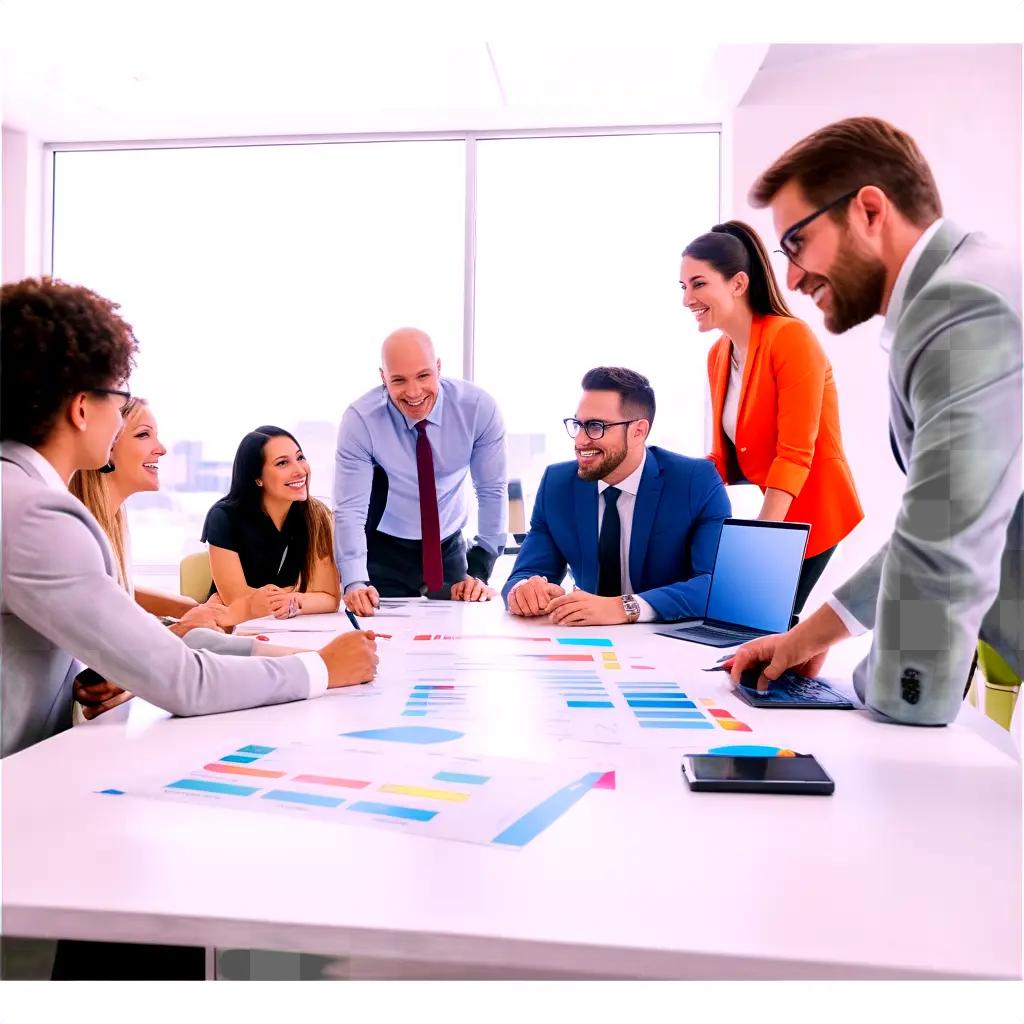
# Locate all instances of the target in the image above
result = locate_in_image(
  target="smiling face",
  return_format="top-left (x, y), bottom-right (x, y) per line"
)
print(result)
top-left (380, 328), bottom-right (440, 422)
top-left (109, 400), bottom-right (166, 495)
top-left (572, 389), bottom-right (646, 482)
top-left (679, 256), bottom-right (748, 334)
top-left (259, 435), bottom-right (310, 504)
top-left (770, 180), bottom-right (886, 333)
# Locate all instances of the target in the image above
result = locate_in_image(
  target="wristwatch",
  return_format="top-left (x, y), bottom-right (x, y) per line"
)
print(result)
top-left (621, 594), bottom-right (641, 624)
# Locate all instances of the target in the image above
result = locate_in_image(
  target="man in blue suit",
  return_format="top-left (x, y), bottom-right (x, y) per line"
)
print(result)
top-left (503, 367), bottom-right (731, 626)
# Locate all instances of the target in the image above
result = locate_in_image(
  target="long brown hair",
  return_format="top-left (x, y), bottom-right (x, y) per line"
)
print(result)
top-left (682, 220), bottom-right (794, 318)
top-left (69, 396), bottom-right (150, 590)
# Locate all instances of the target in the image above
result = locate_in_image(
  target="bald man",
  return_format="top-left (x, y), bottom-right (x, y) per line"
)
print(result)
top-left (334, 328), bottom-right (508, 615)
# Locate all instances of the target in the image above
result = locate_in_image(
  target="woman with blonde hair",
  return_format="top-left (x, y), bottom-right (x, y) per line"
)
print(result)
top-left (680, 219), bottom-right (863, 613)
top-left (201, 425), bottom-right (340, 623)
top-left (71, 397), bottom-right (228, 629)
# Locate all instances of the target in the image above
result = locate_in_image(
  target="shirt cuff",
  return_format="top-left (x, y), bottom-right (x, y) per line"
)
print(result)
top-left (344, 581), bottom-right (369, 594)
top-left (826, 595), bottom-right (868, 637)
top-left (634, 596), bottom-right (658, 623)
top-left (296, 651), bottom-right (329, 698)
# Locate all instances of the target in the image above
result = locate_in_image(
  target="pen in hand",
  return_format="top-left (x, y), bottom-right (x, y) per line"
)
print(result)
top-left (345, 609), bottom-right (362, 631)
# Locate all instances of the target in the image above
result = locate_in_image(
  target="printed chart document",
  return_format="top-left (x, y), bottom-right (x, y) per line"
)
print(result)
top-left (98, 735), bottom-right (611, 850)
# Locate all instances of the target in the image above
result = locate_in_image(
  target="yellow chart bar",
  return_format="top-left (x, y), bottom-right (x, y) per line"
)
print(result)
top-left (379, 784), bottom-right (470, 803)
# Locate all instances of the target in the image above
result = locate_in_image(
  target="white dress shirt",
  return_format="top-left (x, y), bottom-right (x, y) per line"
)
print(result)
top-left (1, 441), bottom-right (327, 698)
top-left (597, 451), bottom-right (657, 622)
top-left (825, 218), bottom-right (944, 636)
top-left (721, 346), bottom-right (744, 445)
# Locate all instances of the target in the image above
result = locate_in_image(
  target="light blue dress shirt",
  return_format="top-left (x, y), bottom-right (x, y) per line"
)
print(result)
top-left (333, 378), bottom-right (508, 588)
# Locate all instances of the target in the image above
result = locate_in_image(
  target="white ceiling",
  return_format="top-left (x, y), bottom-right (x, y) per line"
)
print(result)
top-left (0, 1), bottom-right (772, 140)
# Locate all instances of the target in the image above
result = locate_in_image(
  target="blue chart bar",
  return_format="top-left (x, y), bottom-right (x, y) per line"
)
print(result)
top-left (493, 772), bottom-right (604, 847)
top-left (348, 801), bottom-right (437, 822)
top-left (434, 771), bottom-right (490, 785)
top-left (566, 700), bottom-right (615, 708)
top-left (640, 720), bottom-right (715, 730)
top-left (402, 710), bottom-right (429, 717)
top-left (238, 745), bottom-right (275, 755)
top-left (556, 637), bottom-right (613, 647)
top-left (407, 695), bottom-right (463, 701)
top-left (341, 727), bottom-right (465, 744)
top-left (263, 789), bottom-right (345, 808)
top-left (627, 699), bottom-right (697, 709)
top-left (560, 691), bottom-right (608, 697)
top-left (167, 778), bottom-right (259, 797)
top-left (98, 788), bottom-right (125, 795)
top-left (220, 754), bottom-right (259, 764)
top-left (634, 710), bottom-right (706, 719)
top-left (617, 692), bottom-right (690, 700)
top-left (413, 685), bottom-right (466, 691)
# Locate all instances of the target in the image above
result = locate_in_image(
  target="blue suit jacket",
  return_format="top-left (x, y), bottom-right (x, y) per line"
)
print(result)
top-left (502, 446), bottom-right (731, 621)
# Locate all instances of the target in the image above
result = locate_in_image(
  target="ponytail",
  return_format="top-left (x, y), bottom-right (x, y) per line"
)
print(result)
top-left (682, 219), bottom-right (793, 318)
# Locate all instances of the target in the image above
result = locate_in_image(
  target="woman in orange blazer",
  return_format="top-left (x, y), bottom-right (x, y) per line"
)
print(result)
top-left (680, 220), bottom-right (863, 613)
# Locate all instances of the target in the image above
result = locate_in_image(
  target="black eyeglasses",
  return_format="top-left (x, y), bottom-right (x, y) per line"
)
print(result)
top-left (775, 187), bottom-right (862, 270)
top-left (563, 417), bottom-right (638, 440)
top-left (90, 387), bottom-right (132, 412)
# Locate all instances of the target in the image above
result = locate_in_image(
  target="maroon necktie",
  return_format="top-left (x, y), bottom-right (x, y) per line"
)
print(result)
top-left (415, 421), bottom-right (444, 592)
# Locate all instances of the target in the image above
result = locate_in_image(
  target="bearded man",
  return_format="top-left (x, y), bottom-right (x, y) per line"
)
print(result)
top-left (502, 366), bottom-right (731, 626)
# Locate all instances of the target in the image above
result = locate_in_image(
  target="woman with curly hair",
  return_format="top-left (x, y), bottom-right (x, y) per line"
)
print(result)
top-left (202, 425), bottom-right (341, 623)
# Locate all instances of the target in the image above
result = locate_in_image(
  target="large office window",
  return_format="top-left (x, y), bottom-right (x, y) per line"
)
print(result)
top-left (49, 130), bottom-right (720, 581)
top-left (52, 142), bottom-right (466, 574)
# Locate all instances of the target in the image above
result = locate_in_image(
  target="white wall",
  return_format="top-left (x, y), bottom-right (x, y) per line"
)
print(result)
top-left (727, 43), bottom-right (1022, 606)
top-left (1, 125), bottom-right (44, 283)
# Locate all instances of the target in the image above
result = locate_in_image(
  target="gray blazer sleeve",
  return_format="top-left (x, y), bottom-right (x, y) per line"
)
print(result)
top-left (836, 279), bottom-right (1022, 724)
top-left (181, 628), bottom-right (256, 656)
top-left (5, 490), bottom-right (313, 717)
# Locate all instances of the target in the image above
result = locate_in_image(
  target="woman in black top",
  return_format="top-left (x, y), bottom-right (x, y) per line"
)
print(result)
top-left (202, 425), bottom-right (340, 623)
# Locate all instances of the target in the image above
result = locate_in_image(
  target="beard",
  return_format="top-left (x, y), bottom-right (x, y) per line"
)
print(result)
top-left (576, 441), bottom-right (628, 482)
top-left (820, 235), bottom-right (887, 334)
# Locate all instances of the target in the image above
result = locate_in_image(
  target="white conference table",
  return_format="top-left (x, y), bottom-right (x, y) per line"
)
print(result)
top-left (2, 599), bottom-right (1020, 980)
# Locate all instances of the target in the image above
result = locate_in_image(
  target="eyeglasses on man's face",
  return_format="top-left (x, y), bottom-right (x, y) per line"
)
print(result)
top-left (90, 387), bottom-right (132, 412)
top-left (563, 417), bottom-right (639, 441)
top-left (775, 187), bottom-right (862, 270)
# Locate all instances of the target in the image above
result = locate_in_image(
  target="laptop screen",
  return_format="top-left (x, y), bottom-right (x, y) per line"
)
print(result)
top-left (705, 520), bottom-right (810, 633)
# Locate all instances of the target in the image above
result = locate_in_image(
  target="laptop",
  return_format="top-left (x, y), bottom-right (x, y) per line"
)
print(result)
top-left (655, 518), bottom-right (810, 648)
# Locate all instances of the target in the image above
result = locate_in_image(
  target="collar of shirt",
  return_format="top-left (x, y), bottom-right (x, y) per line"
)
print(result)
top-left (396, 377), bottom-right (446, 431)
top-left (0, 440), bottom-right (68, 492)
top-left (598, 448), bottom-right (647, 498)
top-left (878, 217), bottom-right (944, 353)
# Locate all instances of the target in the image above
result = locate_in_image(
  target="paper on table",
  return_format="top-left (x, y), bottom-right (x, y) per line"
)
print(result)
top-left (102, 738), bottom-right (610, 849)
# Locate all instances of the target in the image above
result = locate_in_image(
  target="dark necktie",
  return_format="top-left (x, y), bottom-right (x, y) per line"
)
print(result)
top-left (598, 486), bottom-right (622, 597)
top-left (415, 421), bottom-right (444, 592)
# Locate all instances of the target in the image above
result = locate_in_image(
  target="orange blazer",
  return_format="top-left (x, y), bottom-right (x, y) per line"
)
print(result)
top-left (707, 314), bottom-right (863, 558)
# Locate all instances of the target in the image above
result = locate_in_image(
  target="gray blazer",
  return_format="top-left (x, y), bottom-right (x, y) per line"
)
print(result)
top-left (1, 448), bottom-right (314, 758)
top-left (833, 222), bottom-right (1022, 725)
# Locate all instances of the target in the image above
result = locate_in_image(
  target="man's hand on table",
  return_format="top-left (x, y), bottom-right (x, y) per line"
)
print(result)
top-left (319, 630), bottom-right (379, 687)
top-left (344, 585), bottom-right (380, 617)
top-left (507, 576), bottom-right (566, 617)
top-left (546, 589), bottom-right (627, 627)
top-left (450, 576), bottom-right (497, 602)
top-left (728, 604), bottom-right (850, 692)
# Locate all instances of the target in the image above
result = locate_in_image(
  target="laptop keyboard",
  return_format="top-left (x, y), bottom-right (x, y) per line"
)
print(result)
top-left (678, 624), bottom-right (759, 644)
top-left (751, 672), bottom-right (851, 705)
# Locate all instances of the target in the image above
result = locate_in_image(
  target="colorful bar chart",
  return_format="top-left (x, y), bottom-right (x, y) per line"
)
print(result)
top-left (113, 740), bottom-right (608, 849)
